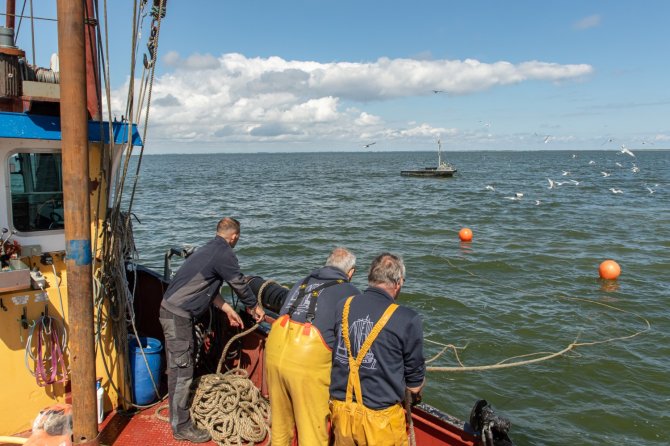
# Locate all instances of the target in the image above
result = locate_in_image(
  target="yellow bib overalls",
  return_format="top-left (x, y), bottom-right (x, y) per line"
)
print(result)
top-left (330, 296), bottom-right (408, 446)
top-left (266, 279), bottom-right (344, 446)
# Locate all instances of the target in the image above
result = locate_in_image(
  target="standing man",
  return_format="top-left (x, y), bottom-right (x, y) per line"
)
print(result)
top-left (329, 253), bottom-right (425, 446)
top-left (266, 247), bottom-right (360, 445)
top-left (159, 217), bottom-right (265, 443)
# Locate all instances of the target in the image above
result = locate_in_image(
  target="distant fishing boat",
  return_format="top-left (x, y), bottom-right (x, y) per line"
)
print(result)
top-left (401, 139), bottom-right (457, 177)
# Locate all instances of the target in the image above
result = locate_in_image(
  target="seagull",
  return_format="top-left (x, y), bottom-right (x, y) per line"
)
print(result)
top-left (568, 179), bottom-right (580, 185)
top-left (562, 170), bottom-right (570, 176)
top-left (615, 162), bottom-right (623, 167)
top-left (504, 192), bottom-right (524, 200)
top-left (646, 187), bottom-right (655, 194)
top-left (601, 138), bottom-right (614, 146)
top-left (609, 188), bottom-right (624, 194)
top-left (620, 145), bottom-right (635, 157)
top-left (601, 171), bottom-right (611, 177)
top-left (631, 165), bottom-right (640, 173)
top-left (535, 200), bottom-right (541, 205)
top-left (571, 154), bottom-right (577, 158)
top-left (543, 135), bottom-right (552, 144)
top-left (479, 120), bottom-right (491, 128)
top-left (547, 178), bottom-right (556, 189)
top-left (432, 90), bottom-right (446, 94)
top-left (363, 142), bottom-right (376, 148)
top-left (589, 160), bottom-right (596, 165)
top-left (485, 185), bottom-right (495, 191)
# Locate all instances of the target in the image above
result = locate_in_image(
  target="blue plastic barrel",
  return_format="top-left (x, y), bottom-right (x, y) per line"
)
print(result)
top-left (128, 336), bottom-right (163, 405)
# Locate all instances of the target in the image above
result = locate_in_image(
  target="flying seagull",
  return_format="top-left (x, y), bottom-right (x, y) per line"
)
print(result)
top-left (485, 185), bottom-right (495, 191)
top-left (547, 178), bottom-right (556, 189)
top-left (620, 145), bottom-right (635, 157)
top-left (601, 171), bottom-right (611, 177)
top-left (609, 188), bottom-right (624, 194)
top-left (363, 142), bottom-right (376, 148)
top-left (432, 90), bottom-right (446, 94)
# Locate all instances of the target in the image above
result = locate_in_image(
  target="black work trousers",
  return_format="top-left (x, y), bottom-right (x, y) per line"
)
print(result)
top-left (159, 307), bottom-right (195, 432)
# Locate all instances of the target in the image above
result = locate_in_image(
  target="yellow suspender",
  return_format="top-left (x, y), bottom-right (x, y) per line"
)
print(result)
top-left (342, 296), bottom-right (399, 405)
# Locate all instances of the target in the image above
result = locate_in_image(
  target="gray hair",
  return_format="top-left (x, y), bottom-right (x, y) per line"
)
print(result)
top-left (368, 252), bottom-right (405, 286)
top-left (325, 247), bottom-right (356, 273)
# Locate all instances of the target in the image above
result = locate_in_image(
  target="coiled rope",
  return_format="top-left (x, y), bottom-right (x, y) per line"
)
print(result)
top-left (187, 281), bottom-right (277, 446)
top-left (424, 253), bottom-right (651, 372)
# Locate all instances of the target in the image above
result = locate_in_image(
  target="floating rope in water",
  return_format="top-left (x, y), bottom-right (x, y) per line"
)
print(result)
top-left (425, 255), bottom-right (652, 372)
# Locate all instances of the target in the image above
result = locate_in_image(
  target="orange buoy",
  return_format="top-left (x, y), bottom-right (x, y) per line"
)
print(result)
top-left (459, 227), bottom-right (473, 242)
top-left (599, 260), bottom-right (621, 280)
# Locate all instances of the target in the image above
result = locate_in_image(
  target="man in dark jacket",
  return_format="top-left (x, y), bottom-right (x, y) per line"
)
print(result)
top-left (159, 217), bottom-right (265, 443)
top-left (329, 252), bottom-right (425, 446)
top-left (266, 247), bottom-right (360, 445)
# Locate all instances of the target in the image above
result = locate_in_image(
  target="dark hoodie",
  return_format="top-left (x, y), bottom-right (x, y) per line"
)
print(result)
top-left (161, 235), bottom-right (257, 318)
top-left (280, 266), bottom-right (360, 349)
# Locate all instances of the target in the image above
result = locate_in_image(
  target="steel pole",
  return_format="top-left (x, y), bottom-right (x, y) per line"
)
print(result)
top-left (56, 0), bottom-right (98, 444)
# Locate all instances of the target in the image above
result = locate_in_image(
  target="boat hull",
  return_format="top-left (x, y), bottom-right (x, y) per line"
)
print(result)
top-left (401, 168), bottom-right (457, 177)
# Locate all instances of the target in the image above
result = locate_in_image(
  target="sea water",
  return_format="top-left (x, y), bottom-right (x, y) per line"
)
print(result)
top-left (128, 150), bottom-right (669, 445)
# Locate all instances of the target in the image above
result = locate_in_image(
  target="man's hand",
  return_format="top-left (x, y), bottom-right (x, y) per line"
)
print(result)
top-left (247, 304), bottom-right (265, 323)
top-left (220, 302), bottom-right (244, 328)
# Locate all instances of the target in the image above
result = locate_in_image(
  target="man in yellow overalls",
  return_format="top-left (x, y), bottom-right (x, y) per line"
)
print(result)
top-left (266, 247), bottom-right (360, 445)
top-left (329, 253), bottom-right (425, 446)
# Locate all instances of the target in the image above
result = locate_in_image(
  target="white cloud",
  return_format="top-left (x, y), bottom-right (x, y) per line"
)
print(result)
top-left (111, 52), bottom-right (595, 151)
top-left (574, 14), bottom-right (601, 30)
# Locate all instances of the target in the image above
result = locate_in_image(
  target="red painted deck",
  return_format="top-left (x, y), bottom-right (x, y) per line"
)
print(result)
top-left (98, 403), bottom-right (250, 446)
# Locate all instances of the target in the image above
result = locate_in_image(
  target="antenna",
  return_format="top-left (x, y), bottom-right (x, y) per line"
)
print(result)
top-left (437, 138), bottom-right (442, 166)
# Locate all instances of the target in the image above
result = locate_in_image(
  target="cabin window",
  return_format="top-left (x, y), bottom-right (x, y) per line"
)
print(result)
top-left (8, 152), bottom-right (64, 232)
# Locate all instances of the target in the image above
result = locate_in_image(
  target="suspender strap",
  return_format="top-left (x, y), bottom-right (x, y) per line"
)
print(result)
top-left (342, 296), bottom-right (398, 405)
top-left (287, 278), bottom-right (345, 323)
top-left (286, 276), bottom-right (310, 316)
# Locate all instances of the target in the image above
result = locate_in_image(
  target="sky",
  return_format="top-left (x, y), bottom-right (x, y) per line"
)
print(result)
top-left (7, 1), bottom-right (670, 153)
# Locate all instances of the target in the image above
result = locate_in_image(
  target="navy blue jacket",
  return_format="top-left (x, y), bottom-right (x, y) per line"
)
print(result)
top-left (329, 287), bottom-right (425, 409)
top-left (161, 236), bottom-right (257, 318)
top-left (280, 266), bottom-right (360, 349)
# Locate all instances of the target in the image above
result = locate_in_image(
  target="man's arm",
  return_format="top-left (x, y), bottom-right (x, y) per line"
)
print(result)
top-left (213, 294), bottom-right (244, 328)
top-left (404, 313), bottom-right (426, 400)
top-left (218, 250), bottom-right (266, 322)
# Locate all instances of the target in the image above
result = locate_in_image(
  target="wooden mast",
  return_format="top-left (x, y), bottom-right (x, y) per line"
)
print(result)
top-left (56, 0), bottom-right (98, 444)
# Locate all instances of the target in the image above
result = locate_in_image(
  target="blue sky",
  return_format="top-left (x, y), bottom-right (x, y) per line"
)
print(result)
top-left (7, 1), bottom-right (670, 153)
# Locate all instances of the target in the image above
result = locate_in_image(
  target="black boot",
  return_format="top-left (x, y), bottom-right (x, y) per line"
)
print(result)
top-left (173, 424), bottom-right (211, 443)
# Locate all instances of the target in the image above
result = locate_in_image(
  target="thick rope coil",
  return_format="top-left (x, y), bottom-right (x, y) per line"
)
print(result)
top-left (189, 280), bottom-right (278, 445)
top-left (191, 369), bottom-right (270, 446)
